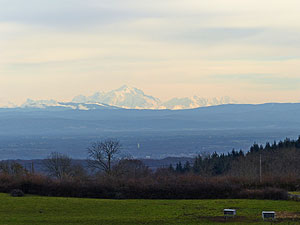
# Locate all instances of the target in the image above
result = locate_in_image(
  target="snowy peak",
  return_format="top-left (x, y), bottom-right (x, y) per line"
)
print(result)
top-left (162, 96), bottom-right (237, 109)
top-left (72, 85), bottom-right (161, 109)
top-left (0, 101), bottom-right (17, 108)
top-left (21, 99), bottom-right (119, 110)
top-left (72, 86), bottom-right (236, 109)
top-left (16, 86), bottom-right (237, 110)
top-left (21, 99), bottom-right (60, 108)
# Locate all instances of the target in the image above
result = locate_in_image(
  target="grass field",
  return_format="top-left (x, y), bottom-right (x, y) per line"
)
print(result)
top-left (0, 193), bottom-right (299, 225)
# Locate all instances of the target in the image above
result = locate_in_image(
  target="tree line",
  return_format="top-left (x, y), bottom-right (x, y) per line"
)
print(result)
top-left (0, 137), bottom-right (299, 199)
top-left (171, 137), bottom-right (300, 181)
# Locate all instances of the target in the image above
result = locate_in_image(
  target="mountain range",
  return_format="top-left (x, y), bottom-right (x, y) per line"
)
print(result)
top-left (1, 86), bottom-right (300, 159)
top-left (18, 85), bottom-right (236, 110)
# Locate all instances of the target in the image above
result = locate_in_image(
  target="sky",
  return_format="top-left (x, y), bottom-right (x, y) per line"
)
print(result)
top-left (1, 0), bottom-right (300, 105)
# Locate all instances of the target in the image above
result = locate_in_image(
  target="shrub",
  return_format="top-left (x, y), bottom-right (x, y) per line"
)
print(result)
top-left (238, 188), bottom-right (288, 200)
top-left (0, 172), bottom-right (293, 200)
top-left (10, 189), bottom-right (24, 197)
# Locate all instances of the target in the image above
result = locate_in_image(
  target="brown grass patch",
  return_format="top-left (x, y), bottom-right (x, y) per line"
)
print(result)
top-left (277, 211), bottom-right (300, 219)
top-left (209, 216), bottom-right (250, 223)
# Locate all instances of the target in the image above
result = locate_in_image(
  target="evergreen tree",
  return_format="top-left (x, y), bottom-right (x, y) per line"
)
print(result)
top-left (168, 164), bottom-right (174, 172)
top-left (175, 162), bottom-right (183, 173)
top-left (183, 161), bottom-right (191, 173)
top-left (193, 155), bottom-right (202, 173)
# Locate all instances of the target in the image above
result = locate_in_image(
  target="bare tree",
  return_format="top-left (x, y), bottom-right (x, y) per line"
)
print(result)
top-left (0, 161), bottom-right (28, 176)
top-left (87, 139), bottom-right (121, 174)
top-left (43, 152), bottom-right (72, 179)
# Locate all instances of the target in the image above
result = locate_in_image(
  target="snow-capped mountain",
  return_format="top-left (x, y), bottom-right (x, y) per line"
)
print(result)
top-left (21, 99), bottom-right (119, 110)
top-left (0, 101), bottom-right (17, 108)
top-left (162, 96), bottom-right (237, 110)
top-left (72, 85), bottom-right (161, 109)
top-left (72, 86), bottom-right (236, 109)
top-left (14, 86), bottom-right (236, 110)
top-left (21, 99), bottom-right (61, 108)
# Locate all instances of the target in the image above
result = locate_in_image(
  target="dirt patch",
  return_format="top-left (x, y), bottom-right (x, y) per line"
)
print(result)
top-left (191, 216), bottom-right (254, 223)
top-left (277, 211), bottom-right (300, 219)
top-left (211, 216), bottom-right (249, 223)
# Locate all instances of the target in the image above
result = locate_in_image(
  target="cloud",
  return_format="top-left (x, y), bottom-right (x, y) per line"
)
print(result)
top-left (1, 0), bottom-right (300, 104)
top-left (162, 27), bottom-right (265, 45)
top-left (211, 74), bottom-right (300, 90)
top-left (0, 0), bottom-right (158, 30)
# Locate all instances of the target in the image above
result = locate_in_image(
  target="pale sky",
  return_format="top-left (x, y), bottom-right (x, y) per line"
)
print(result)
top-left (1, 0), bottom-right (300, 105)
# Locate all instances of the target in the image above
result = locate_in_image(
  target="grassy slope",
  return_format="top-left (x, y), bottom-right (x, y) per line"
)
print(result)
top-left (0, 193), bottom-right (299, 225)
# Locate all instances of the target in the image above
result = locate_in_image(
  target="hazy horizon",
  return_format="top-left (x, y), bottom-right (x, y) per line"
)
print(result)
top-left (1, 84), bottom-right (300, 108)
top-left (1, 0), bottom-right (300, 105)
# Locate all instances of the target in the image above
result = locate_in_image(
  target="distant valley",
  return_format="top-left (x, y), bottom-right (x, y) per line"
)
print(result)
top-left (0, 102), bottom-right (299, 159)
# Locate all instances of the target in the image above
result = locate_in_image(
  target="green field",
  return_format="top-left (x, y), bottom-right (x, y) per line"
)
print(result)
top-left (0, 193), bottom-right (299, 225)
